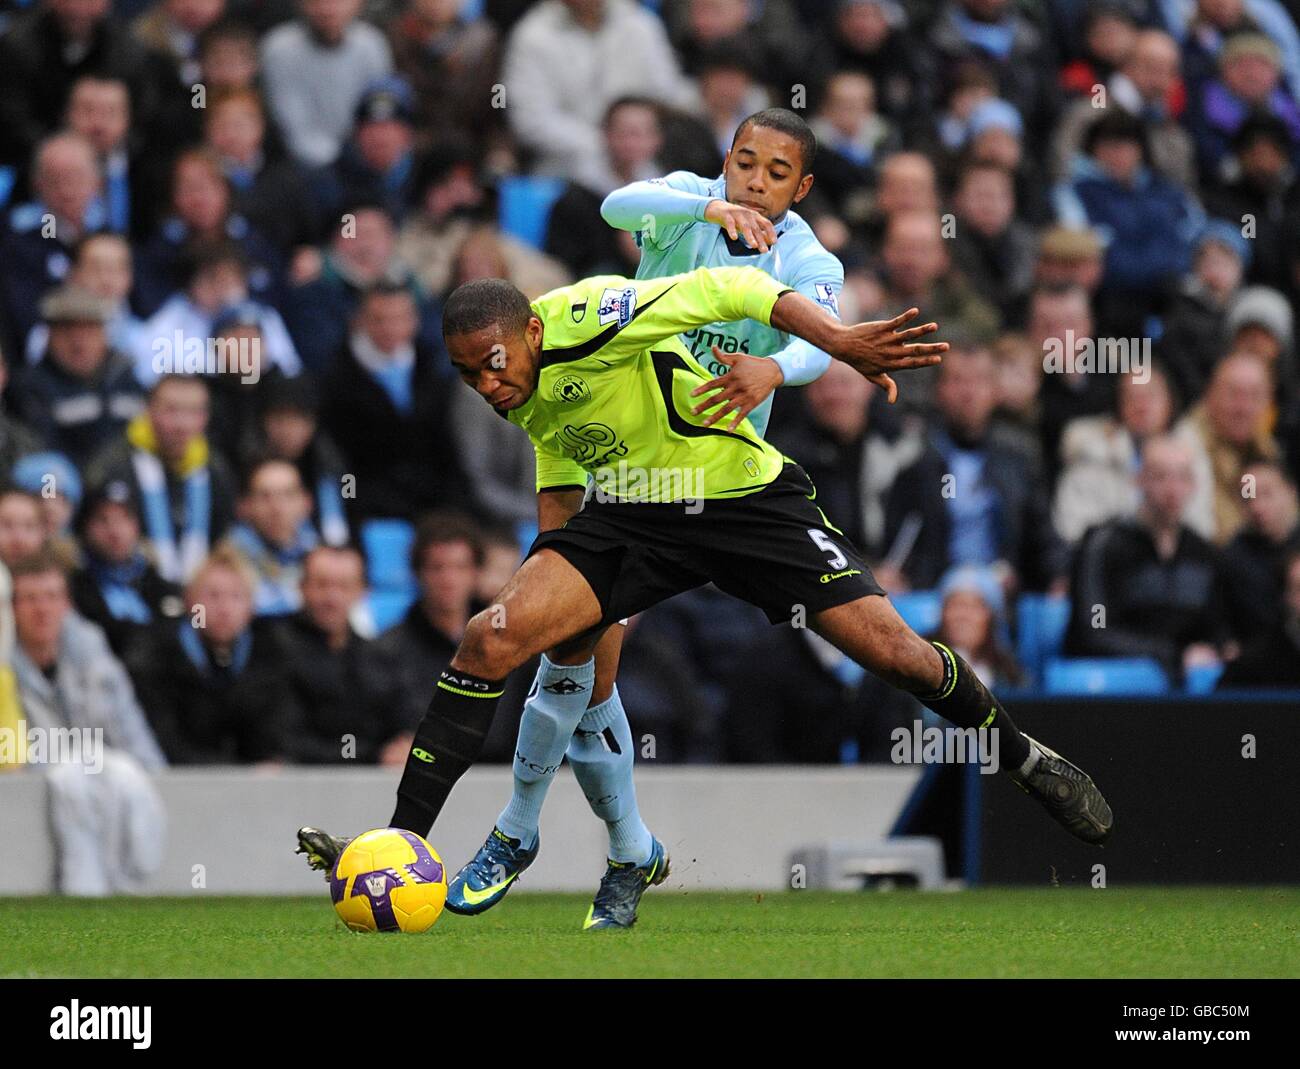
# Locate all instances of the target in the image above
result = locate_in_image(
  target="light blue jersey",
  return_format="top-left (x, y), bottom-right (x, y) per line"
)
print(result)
top-left (601, 170), bottom-right (843, 438)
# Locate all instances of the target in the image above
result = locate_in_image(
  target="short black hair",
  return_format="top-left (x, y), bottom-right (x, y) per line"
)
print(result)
top-left (442, 278), bottom-right (533, 340)
top-left (1084, 109), bottom-right (1149, 160)
top-left (732, 108), bottom-right (817, 176)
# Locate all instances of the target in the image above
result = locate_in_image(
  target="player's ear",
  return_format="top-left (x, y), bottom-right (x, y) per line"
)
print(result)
top-left (793, 173), bottom-right (814, 204)
top-left (526, 315), bottom-right (544, 349)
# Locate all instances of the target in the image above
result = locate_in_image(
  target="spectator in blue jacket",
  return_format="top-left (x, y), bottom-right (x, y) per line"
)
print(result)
top-left (1055, 109), bottom-right (1202, 325)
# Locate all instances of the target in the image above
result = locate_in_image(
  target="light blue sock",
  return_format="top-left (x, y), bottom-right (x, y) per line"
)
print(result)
top-left (566, 686), bottom-right (653, 864)
top-left (496, 654), bottom-right (596, 845)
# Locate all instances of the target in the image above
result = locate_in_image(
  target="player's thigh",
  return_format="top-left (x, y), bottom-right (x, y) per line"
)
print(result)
top-left (811, 594), bottom-right (942, 692)
top-left (467, 548), bottom-right (605, 671)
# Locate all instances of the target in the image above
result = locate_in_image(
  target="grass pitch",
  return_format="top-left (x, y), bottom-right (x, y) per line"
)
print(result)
top-left (2, 888), bottom-right (1295, 979)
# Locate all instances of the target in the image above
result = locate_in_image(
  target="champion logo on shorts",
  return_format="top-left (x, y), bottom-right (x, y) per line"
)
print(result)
top-left (820, 568), bottom-right (862, 584)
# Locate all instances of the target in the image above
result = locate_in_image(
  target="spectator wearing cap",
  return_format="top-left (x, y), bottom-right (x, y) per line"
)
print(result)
top-left (1187, 32), bottom-right (1300, 179)
top-left (24, 234), bottom-right (152, 376)
top-left (70, 477), bottom-right (183, 662)
top-left (132, 147), bottom-right (286, 318)
top-left (919, 0), bottom-right (1057, 149)
top-left (1179, 0), bottom-right (1300, 113)
top-left (1066, 434), bottom-right (1235, 681)
top-left (1223, 284), bottom-right (1298, 439)
top-left (1054, 110), bottom-right (1202, 330)
top-left (11, 451), bottom-right (83, 541)
top-left (314, 76), bottom-right (418, 226)
top-left (223, 457), bottom-right (319, 617)
top-left (501, 0), bottom-right (690, 181)
top-left (84, 374), bottom-right (237, 582)
top-left (961, 96), bottom-right (1052, 225)
top-left (260, 0), bottom-right (393, 168)
top-left (1157, 219), bottom-right (1250, 401)
top-left (241, 375), bottom-right (351, 547)
top-left (0, 134), bottom-right (108, 354)
top-left (387, 0), bottom-right (501, 149)
top-left (933, 563), bottom-right (1022, 686)
top-left (1203, 114), bottom-right (1300, 298)
top-left (283, 203), bottom-right (442, 372)
top-left (139, 241), bottom-right (299, 388)
top-left (13, 285), bottom-right (145, 468)
top-left (320, 282), bottom-right (470, 524)
top-left (203, 88), bottom-right (322, 254)
top-left (1051, 29), bottom-right (1197, 192)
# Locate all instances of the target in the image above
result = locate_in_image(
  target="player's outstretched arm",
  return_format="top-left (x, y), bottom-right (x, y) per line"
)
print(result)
top-left (768, 293), bottom-right (948, 403)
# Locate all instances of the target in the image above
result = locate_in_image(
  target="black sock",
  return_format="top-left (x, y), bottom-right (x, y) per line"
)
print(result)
top-left (915, 641), bottom-right (1031, 772)
top-left (389, 668), bottom-right (505, 836)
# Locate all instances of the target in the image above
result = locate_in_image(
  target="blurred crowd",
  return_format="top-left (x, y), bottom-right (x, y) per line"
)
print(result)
top-left (1, 0), bottom-right (1300, 790)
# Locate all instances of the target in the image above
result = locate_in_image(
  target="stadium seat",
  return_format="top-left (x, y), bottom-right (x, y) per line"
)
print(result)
top-left (890, 591), bottom-right (942, 636)
top-left (1043, 657), bottom-right (1169, 696)
top-left (1184, 661), bottom-right (1225, 695)
top-left (360, 519), bottom-right (416, 593)
top-left (366, 589), bottom-right (416, 634)
top-left (1015, 594), bottom-right (1071, 686)
top-left (498, 175), bottom-right (568, 250)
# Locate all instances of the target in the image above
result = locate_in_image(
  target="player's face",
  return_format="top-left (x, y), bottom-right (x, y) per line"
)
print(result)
top-left (447, 317), bottom-right (544, 412)
top-left (723, 126), bottom-right (813, 221)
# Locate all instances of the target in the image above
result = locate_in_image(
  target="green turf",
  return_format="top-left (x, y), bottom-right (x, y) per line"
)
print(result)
top-left (2, 888), bottom-right (1296, 978)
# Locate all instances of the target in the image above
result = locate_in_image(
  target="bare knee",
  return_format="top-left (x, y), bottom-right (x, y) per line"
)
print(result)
top-left (454, 609), bottom-right (529, 679)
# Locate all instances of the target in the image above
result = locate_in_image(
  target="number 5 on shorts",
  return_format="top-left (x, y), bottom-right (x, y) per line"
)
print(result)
top-left (807, 528), bottom-right (847, 570)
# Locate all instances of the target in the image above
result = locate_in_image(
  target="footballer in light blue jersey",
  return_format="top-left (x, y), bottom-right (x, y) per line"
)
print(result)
top-left (599, 118), bottom-right (845, 438)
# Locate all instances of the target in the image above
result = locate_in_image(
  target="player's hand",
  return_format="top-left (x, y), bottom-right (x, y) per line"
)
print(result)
top-left (690, 348), bottom-right (784, 430)
top-left (703, 199), bottom-right (777, 253)
top-left (831, 308), bottom-right (948, 402)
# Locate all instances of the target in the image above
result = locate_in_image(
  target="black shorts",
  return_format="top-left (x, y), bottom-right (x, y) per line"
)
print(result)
top-left (528, 462), bottom-right (884, 627)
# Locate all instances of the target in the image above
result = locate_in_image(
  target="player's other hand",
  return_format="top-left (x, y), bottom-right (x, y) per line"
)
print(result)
top-left (690, 348), bottom-right (783, 430)
top-left (704, 199), bottom-right (777, 253)
top-left (833, 308), bottom-right (948, 403)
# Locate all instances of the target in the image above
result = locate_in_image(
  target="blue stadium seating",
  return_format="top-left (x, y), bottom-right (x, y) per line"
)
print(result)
top-left (498, 175), bottom-right (567, 250)
top-left (360, 519), bottom-right (416, 594)
top-left (1043, 657), bottom-right (1169, 695)
top-left (1184, 661), bottom-right (1225, 695)
top-left (365, 589), bottom-right (415, 634)
top-left (890, 591), bottom-right (942, 636)
top-left (1015, 594), bottom-right (1071, 686)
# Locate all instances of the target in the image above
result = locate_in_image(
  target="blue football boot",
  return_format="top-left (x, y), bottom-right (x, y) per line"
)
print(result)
top-left (583, 837), bottom-right (670, 931)
top-left (445, 826), bottom-right (540, 916)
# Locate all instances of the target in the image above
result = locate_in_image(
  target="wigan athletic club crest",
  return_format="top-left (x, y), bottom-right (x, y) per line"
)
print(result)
top-left (552, 374), bottom-right (590, 403)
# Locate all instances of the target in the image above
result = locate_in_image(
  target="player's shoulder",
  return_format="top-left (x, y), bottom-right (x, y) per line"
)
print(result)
top-left (649, 170), bottom-right (720, 199)
top-left (777, 209), bottom-right (844, 284)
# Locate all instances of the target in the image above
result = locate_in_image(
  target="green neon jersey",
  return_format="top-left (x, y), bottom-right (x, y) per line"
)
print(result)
top-left (512, 266), bottom-right (795, 502)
